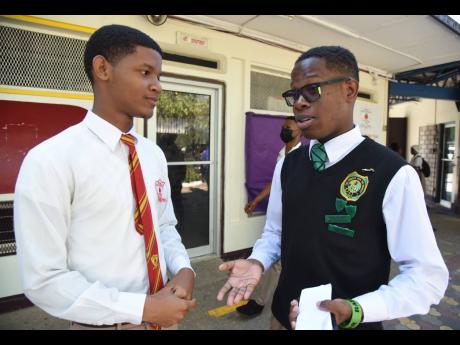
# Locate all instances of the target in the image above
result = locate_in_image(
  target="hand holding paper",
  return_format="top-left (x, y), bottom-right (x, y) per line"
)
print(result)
top-left (294, 284), bottom-right (333, 330)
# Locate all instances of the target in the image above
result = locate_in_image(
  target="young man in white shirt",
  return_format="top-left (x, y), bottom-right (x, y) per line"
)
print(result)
top-left (217, 46), bottom-right (448, 330)
top-left (14, 24), bottom-right (196, 330)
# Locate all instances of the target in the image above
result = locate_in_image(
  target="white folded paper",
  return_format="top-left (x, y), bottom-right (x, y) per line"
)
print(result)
top-left (295, 283), bottom-right (333, 330)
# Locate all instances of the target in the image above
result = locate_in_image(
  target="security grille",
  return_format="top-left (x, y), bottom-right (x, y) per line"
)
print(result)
top-left (0, 201), bottom-right (15, 257)
top-left (0, 25), bottom-right (92, 92)
top-left (250, 71), bottom-right (291, 113)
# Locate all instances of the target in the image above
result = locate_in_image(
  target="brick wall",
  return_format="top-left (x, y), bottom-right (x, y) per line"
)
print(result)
top-left (419, 125), bottom-right (439, 198)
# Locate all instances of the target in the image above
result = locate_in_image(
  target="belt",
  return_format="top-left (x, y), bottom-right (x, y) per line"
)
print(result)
top-left (72, 321), bottom-right (130, 328)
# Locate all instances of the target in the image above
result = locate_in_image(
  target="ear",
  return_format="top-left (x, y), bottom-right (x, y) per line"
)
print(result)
top-left (92, 55), bottom-right (111, 82)
top-left (344, 79), bottom-right (359, 103)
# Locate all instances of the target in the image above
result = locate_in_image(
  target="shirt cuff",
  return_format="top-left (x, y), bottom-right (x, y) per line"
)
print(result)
top-left (115, 292), bottom-right (147, 325)
top-left (354, 290), bottom-right (389, 323)
top-left (247, 253), bottom-right (272, 272)
top-left (169, 257), bottom-right (195, 277)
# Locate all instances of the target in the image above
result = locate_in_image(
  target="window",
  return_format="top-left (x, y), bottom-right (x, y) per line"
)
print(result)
top-left (250, 70), bottom-right (291, 113)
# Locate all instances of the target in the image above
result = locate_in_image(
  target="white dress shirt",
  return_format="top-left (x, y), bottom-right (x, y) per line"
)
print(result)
top-left (250, 125), bottom-right (449, 323)
top-left (14, 110), bottom-right (192, 325)
top-left (277, 142), bottom-right (301, 162)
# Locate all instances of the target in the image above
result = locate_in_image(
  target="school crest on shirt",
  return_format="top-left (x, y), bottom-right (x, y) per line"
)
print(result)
top-left (339, 171), bottom-right (368, 202)
top-left (155, 179), bottom-right (167, 202)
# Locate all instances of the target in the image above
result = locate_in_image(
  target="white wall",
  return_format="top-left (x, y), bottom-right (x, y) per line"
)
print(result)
top-left (390, 99), bottom-right (436, 159)
top-left (389, 98), bottom-right (460, 203)
top-left (352, 71), bottom-right (389, 145)
top-left (0, 256), bottom-right (23, 298)
top-left (1, 15), bottom-right (390, 257)
top-left (389, 99), bottom-right (459, 159)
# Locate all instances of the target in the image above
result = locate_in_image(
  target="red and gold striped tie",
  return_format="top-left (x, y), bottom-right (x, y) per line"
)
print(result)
top-left (120, 134), bottom-right (164, 311)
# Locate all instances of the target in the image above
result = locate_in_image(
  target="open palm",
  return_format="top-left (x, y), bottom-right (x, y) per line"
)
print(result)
top-left (217, 259), bottom-right (263, 306)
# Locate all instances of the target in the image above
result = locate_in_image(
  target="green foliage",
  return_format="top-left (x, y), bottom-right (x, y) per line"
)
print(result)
top-left (185, 166), bottom-right (202, 183)
top-left (157, 91), bottom-right (210, 120)
top-left (157, 91), bottom-right (210, 161)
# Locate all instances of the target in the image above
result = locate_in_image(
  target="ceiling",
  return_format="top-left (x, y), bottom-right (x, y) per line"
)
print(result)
top-left (172, 15), bottom-right (460, 76)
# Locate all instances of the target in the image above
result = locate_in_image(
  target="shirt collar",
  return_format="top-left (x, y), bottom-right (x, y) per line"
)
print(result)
top-left (292, 141), bottom-right (302, 151)
top-left (309, 125), bottom-right (363, 165)
top-left (83, 110), bottom-right (137, 151)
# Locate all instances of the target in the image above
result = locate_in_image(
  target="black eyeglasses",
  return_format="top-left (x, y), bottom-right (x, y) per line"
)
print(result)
top-left (282, 77), bottom-right (353, 106)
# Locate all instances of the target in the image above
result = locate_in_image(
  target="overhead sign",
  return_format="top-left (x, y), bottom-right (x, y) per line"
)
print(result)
top-left (177, 32), bottom-right (209, 48)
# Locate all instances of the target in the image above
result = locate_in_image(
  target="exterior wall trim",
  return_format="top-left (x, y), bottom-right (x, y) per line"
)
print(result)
top-left (1, 15), bottom-right (95, 34)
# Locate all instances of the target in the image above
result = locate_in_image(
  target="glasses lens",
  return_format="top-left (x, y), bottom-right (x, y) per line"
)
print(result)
top-left (282, 90), bottom-right (296, 106)
top-left (301, 85), bottom-right (320, 102)
top-left (282, 85), bottom-right (321, 106)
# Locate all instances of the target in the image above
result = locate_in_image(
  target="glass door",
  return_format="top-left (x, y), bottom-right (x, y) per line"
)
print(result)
top-left (145, 77), bottom-right (221, 258)
top-left (440, 123), bottom-right (455, 208)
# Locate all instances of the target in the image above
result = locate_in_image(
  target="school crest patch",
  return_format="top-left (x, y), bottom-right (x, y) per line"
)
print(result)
top-left (339, 171), bottom-right (368, 202)
top-left (155, 179), bottom-right (167, 203)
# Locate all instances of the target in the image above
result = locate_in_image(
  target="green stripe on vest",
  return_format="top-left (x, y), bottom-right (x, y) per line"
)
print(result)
top-left (325, 215), bottom-right (352, 223)
top-left (328, 224), bottom-right (355, 238)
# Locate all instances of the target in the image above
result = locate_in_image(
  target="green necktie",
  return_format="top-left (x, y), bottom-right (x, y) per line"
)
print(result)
top-left (310, 143), bottom-right (328, 171)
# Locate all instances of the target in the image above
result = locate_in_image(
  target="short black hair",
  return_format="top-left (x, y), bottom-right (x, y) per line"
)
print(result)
top-left (296, 46), bottom-right (359, 82)
top-left (84, 24), bottom-right (163, 84)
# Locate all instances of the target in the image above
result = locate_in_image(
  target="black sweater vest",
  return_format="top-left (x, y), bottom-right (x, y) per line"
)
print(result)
top-left (272, 138), bottom-right (407, 330)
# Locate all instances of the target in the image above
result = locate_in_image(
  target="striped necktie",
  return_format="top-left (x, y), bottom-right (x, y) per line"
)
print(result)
top-left (310, 142), bottom-right (328, 171)
top-left (120, 134), bottom-right (164, 300)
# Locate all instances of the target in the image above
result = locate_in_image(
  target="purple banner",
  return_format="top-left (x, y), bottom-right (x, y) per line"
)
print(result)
top-left (245, 112), bottom-right (309, 213)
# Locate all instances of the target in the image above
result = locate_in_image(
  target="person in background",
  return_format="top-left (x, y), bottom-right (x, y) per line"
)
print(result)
top-left (389, 142), bottom-right (404, 158)
top-left (159, 133), bottom-right (186, 222)
top-left (410, 145), bottom-right (426, 193)
top-left (238, 117), bottom-right (301, 318)
top-left (14, 24), bottom-right (196, 330)
top-left (217, 45), bottom-right (448, 330)
top-left (409, 145), bottom-right (437, 231)
top-left (244, 117), bottom-right (302, 215)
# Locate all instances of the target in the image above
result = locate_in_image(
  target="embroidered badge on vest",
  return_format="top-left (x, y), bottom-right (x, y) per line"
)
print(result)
top-left (155, 179), bottom-right (167, 202)
top-left (325, 197), bottom-right (357, 238)
top-left (340, 171), bottom-right (369, 202)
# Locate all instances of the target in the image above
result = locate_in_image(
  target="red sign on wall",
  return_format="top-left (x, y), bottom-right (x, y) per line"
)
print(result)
top-left (0, 100), bottom-right (86, 194)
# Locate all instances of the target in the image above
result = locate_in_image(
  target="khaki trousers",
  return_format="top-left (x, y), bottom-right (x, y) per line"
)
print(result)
top-left (255, 260), bottom-right (281, 306)
top-left (69, 321), bottom-right (178, 330)
top-left (270, 315), bottom-right (287, 330)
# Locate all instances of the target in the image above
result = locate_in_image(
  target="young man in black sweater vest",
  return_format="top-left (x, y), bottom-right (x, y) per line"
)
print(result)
top-left (217, 46), bottom-right (448, 330)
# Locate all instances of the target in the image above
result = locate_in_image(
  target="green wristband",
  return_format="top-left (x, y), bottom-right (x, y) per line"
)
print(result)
top-left (338, 299), bottom-right (363, 329)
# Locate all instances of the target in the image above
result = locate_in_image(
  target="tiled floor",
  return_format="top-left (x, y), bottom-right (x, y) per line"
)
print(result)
top-left (382, 211), bottom-right (460, 330)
